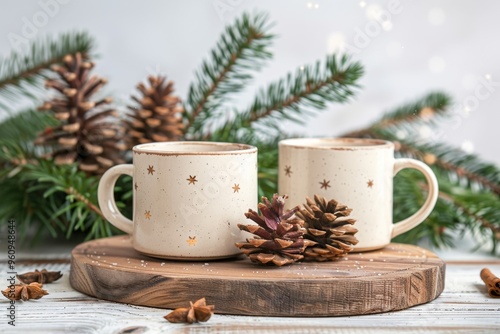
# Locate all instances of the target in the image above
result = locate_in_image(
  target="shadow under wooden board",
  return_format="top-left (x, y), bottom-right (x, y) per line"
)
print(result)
top-left (69, 235), bottom-right (445, 317)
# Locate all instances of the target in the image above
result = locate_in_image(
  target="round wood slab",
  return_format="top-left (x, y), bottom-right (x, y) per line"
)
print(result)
top-left (69, 235), bottom-right (445, 317)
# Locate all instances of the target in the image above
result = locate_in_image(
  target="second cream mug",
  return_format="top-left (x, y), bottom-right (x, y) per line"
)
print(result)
top-left (98, 141), bottom-right (257, 260)
top-left (278, 138), bottom-right (439, 251)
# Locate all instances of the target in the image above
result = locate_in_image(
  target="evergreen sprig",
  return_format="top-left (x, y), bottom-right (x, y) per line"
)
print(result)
top-left (343, 91), bottom-right (451, 138)
top-left (393, 168), bottom-right (500, 252)
top-left (0, 159), bottom-right (130, 242)
top-left (0, 109), bottom-right (57, 143)
top-left (342, 92), bottom-right (500, 252)
top-left (377, 91), bottom-right (450, 126)
top-left (341, 91), bottom-right (500, 194)
top-left (0, 109), bottom-right (59, 180)
top-left (453, 191), bottom-right (500, 253)
top-left (392, 169), bottom-right (457, 247)
top-left (392, 139), bottom-right (500, 195)
top-left (185, 12), bottom-right (274, 137)
top-left (0, 110), bottom-right (127, 239)
top-left (246, 54), bottom-right (363, 123)
top-left (0, 31), bottom-right (94, 108)
top-left (209, 54), bottom-right (364, 142)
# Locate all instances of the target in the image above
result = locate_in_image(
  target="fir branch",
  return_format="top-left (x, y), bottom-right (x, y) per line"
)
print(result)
top-left (21, 161), bottom-right (103, 239)
top-left (441, 190), bottom-right (500, 245)
top-left (0, 108), bottom-right (57, 142)
top-left (415, 170), bottom-right (500, 252)
top-left (209, 54), bottom-right (363, 141)
top-left (392, 169), bottom-right (463, 248)
top-left (424, 180), bottom-right (498, 234)
top-left (0, 159), bottom-right (128, 241)
top-left (341, 91), bottom-right (500, 251)
top-left (0, 109), bottom-right (58, 170)
top-left (340, 92), bottom-right (500, 195)
top-left (245, 54), bottom-right (363, 125)
top-left (359, 126), bottom-right (500, 196)
top-left (381, 134), bottom-right (500, 251)
top-left (407, 142), bottom-right (500, 195)
top-left (185, 12), bottom-right (274, 136)
top-left (248, 55), bottom-right (363, 124)
top-left (0, 31), bottom-right (94, 105)
top-left (387, 136), bottom-right (500, 196)
top-left (377, 91), bottom-right (451, 125)
top-left (343, 91), bottom-right (452, 138)
top-left (0, 171), bottom-right (54, 241)
top-left (0, 161), bottom-right (72, 241)
top-left (65, 186), bottom-right (104, 219)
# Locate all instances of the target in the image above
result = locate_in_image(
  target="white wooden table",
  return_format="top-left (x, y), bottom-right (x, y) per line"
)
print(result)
top-left (1, 241), bottom-right (500, 333)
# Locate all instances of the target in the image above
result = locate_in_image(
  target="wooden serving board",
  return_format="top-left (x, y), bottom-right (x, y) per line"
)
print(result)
top-left (69, 235), bottom-right (445, 317)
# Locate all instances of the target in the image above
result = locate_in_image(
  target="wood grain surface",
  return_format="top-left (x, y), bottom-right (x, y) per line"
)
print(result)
top-left (3, 244), bottom-right (498, 333)
top-left (69, 235), bottom-right (445, 317)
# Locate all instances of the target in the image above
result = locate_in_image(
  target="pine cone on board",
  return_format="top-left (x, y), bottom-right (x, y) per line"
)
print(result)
top-left (236, 194), bottom-right (315, 266)
top-left (297, 195), bottom-right (358, 261)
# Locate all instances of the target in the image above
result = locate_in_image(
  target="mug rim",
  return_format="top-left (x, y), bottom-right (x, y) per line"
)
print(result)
top-left (279, 137), bottom-right (393, 150)
top-left (133, 141), bottom-right (257, 155)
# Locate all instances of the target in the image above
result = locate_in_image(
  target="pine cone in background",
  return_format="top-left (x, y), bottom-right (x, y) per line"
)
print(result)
top-left (125, 75), bottom-right (184, 148)
top-left (35, 53), bottom-right (125, 174)
top-left (236, 194), bottom-right (315, 266)
top-left (297, 195), bottom-right (358, 261)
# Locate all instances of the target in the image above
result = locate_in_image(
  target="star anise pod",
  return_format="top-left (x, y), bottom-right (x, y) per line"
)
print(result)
top-left (164, 298), bottom-right (214, 324)
top-left (17, 269), bottom-right (63, 284)
top-left (2, 283), bottom-right (48, 301)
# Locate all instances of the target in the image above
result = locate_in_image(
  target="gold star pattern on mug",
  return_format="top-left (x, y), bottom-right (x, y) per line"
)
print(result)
top-left (319, 179), bottom-right (331, 190)
top-left (144, 210), bottom-right (151, 220)
top-left (367, 179), bottom-right (374, 188)
top-left (147, 165), bottom-right (155, 175)
top-left (232, 184), bottom-right (240, 193)
top-left (187, 236), bottom-right (197, 246)
top-left (284, 165), bottom-right (292, 177)
top-left (187, 175), bottom-right (198, 185)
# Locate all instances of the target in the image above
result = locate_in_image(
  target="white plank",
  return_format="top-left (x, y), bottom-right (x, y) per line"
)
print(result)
top-left (1, 260), bottom-right (499, 333)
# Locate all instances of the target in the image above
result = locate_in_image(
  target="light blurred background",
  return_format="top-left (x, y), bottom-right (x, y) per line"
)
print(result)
top-left (1, 0), bottom-right (499, 166)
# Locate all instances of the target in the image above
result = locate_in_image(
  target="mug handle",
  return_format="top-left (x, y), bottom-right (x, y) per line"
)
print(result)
top-left (98, 164), bottom-right (134, 234)
top-left (391, 158), bottom-right (439, 238)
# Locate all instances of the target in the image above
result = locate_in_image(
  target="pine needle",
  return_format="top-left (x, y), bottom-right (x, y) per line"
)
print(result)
top-left (209, 54), bottom-right (363, 142)
top-left (0, 31), bottom-right (94, 108)
top-left (343, 92), bottom-right (500, 252)
top-left (185, 11), bottom-right (274, 137)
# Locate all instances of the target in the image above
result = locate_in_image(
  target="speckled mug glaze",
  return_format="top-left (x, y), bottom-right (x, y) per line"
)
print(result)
top-left (279, 138), bottom-right (438, 251)
top-left (98, 142), bottom-right (257, 260)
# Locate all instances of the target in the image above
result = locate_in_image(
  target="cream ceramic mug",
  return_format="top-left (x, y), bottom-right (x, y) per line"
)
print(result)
top-left (278, 138), bottom-right (438, 251)
top-left (98, 141), bottom-right (257, 260)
